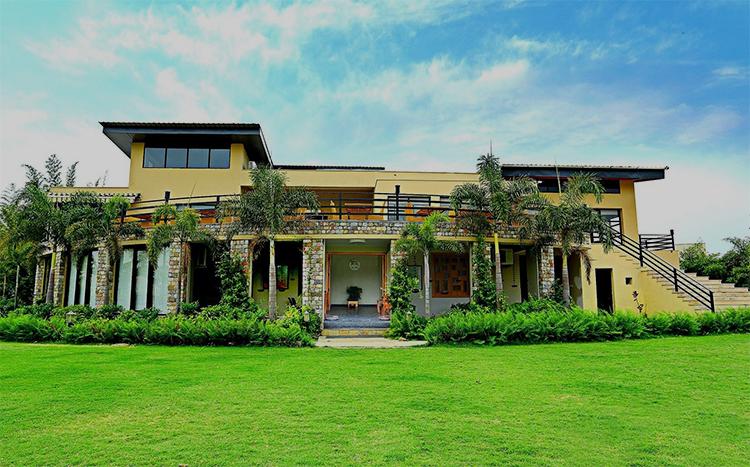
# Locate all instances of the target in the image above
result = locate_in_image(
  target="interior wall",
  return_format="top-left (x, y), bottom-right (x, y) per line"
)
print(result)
top-left (252, 241), bottom-right (302, 310)
top-left (330, 255), bottom-right (382, 305)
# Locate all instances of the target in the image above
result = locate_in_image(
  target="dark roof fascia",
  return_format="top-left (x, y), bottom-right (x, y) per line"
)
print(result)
top-left (501, 165), bottom-right (667, 182)
top-left (275, 164), bottom-right (385, 171)
top-left (99, 122), bottom-right (273, 166)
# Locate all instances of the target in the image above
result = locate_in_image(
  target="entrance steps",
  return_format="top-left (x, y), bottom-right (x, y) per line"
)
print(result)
top-left (316, 336), bottom-right (428, 348)
top-left (322, 327), bottom-right (387, 337)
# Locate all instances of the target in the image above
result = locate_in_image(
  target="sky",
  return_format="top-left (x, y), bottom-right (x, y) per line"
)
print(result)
top-left (0, 0), bottom-right (748, 252)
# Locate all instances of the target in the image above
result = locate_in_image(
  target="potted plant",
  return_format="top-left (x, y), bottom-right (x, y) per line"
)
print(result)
top-left (346, 286), bottom-right (363, 302)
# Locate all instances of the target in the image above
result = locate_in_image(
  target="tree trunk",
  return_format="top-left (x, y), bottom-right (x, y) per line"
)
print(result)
top-left (268, 239), bottom-right (277, 320)
top-left (14, 264), bottom-right (21, 308)
top-left (561, 253), bottom-right (571, 306)
top-left (45, 246), bottom-right (56, 304)
top-left (423, 250), bottom-right (431, 317)
top-left (494, 247), bottom-right (504, 308)
top-left (2, 273), bottom-right (7, 297)
top-left (247, 242), bottom-right (255, 302)
top-left (176, 242), bottom-right (184, 313)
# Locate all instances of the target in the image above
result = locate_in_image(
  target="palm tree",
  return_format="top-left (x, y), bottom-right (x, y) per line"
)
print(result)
top-left (530, 172), bottom-right (613, 305)
top-left (0, 203), bottom-right (37, 307)
top-left (220, 167), bottom-right (318, 319)
top-left (395, 212), bottom-right (462, 317)
top-left (450, 153), bottom-right (543, 306)
top-left (146, 205), bottom-right (209, 313)
top-left (66, 196), bottom-right (144, 305)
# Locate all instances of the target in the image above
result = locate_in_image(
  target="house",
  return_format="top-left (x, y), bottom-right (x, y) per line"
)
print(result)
top-left (34, 122), bottom-right (750, 327)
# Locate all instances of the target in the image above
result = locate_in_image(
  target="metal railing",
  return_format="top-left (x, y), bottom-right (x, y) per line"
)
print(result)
top-left (595, 227), bottom-right (714, 311)
top-left (639, 230), bottom-right (675, 251)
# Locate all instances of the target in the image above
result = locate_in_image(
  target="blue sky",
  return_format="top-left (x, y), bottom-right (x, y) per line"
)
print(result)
top-left (0, 0), bottom-right (748, 251)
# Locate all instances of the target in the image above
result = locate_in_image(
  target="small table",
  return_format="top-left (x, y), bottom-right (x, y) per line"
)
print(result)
top-left (347, 300), bottom-right (359, 310)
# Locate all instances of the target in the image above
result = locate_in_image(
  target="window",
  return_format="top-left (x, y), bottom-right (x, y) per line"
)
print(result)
top-left (144, 147), bottom-right (166, 167)
top-left (188, 148), bottom-right (210, 168)
top-left (166, 148), bottom-right (188, 168)
top-left (65, 252), bottom-right (97, 306)
top-left (210, 148), bottom-right (230, 168)
top-left (144, 146), bottom-right (230, 169)
top-left (601, 179), bottom-right (621, 194)
top-left (430, 252), bottom-right (470, 298)
top-left (115, 247), bottom-right (169, 311)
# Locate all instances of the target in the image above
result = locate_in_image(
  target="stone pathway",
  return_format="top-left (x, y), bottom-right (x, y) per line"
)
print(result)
top-left (315, 336), bottom-right (428, 348)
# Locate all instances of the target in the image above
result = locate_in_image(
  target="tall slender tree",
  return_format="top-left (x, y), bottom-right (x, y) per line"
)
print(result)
top-left (146, 205), bottom-right (208, 312)
top-left (395, 212), bottom-right (462, 317)
top-left (529, 172), bottom-right (613, 305)
top-left (0, 203), bottom-right (37, 307)
top-left (450, 153), bottom-right (544, 306)
top-left (66, 196), bottom-right (144, 305)
top-left (220, 167), bottom-right (318, 319)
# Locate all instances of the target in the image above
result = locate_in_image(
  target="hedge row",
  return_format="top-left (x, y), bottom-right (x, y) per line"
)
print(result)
top-left (0, 315), bottom-right (314, 347)
top-left (423, 307), bottom-right (750, 345)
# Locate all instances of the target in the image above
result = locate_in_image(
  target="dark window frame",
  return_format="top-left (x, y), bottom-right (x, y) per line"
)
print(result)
top-left (143, 146), bottom-right (231, 169)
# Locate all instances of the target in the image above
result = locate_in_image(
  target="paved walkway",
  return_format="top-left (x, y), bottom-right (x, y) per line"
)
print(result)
top-left (316, 336), bottom-right (428, 348)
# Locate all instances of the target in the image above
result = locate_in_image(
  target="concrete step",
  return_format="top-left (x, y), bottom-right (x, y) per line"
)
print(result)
top-left (316, 336), bottom-right (427, 348)
top-left (322, 328), bottom-right (387, 337)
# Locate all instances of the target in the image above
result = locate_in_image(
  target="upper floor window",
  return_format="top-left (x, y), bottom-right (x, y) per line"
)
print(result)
top-left (536, 178), bottom-right (620, 194)
top-left (143, 147), bottom-right (231, 169)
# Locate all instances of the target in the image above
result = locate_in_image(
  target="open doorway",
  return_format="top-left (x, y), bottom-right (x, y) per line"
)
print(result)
top-left (595, 268), bottom-right (614, 312)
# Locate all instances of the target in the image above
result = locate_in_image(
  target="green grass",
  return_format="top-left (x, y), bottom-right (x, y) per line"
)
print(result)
top-left (1, 336), bottom-right (748, 465)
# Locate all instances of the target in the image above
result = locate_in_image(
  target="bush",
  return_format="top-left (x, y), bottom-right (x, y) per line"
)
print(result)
top-left (119, 307), bottom-right (160, 322)
top-left (386, 311), bottom-right (428, 340)
top-left (14, 303), bottom-right (54, 319)
top-left (50, 305), bottom-right (97, 320)
top-left (471, 237), bottom-right (497, 308)
top-left (281, 305), bottom-right (322, 338)
top-left (423, 308), bottom-right (750, 345)
top-left (507, 297), bottom-right (567, 315)
top-left (215, 252), bottom-right (254, 310)
top-left (97, 304), bottom-right (125, 320)
top-left (0, 314), bottom-right (313, 347)
top-left (179, 301), bottom-right (200, 317)
top-left (199, 303), bottom-right (263, 320)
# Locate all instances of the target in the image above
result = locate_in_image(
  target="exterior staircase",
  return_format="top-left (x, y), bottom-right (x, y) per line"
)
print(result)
top-left (683, 272), bottom-right (750, 310)
top-left (603, 228), bottom-right (750, 312)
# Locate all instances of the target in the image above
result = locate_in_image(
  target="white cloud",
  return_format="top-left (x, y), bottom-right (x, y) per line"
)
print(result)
top-left (153, 68), bottom-right (240, 121)
top-left (676, 108), bottom-right (743, 144)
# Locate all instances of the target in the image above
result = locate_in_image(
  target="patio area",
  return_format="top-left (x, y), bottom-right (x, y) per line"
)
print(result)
top-left (324, 305), bottom-right (390, 329)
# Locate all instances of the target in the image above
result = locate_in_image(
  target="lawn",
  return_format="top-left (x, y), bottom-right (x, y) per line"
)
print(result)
top-left (1, 336), bottom-right (748, 466)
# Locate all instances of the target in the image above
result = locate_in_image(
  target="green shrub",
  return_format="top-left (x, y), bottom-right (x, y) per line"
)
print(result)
top-left (118, 307), bottom-right (160, 322)
top-left (97, 304), bottom-right (125, 320)
top-left (449, 302), bottom-right (493, 313)
top-left (388, 259), bottom-right (417, 315)
top-left (14, 303), bottom-right (54, 319)
top-left (471, 237), bottom-right (497, 308)
top-left (215, 252), bottom-right (254, 310)
top-left (507, 297), bottom-right (567, 315)
top-left (0, 314), bottom-right (313, 347)
top-left (281, 305), bottom-right (322, 337)
top-left (179, 301), bottom-right (200, 317)
top-left (423, 308), bottom-right (750, 345)
top-left (387, 310), bottom-right (428, 340)
top-left (50, 305), bottom-right (97, 320)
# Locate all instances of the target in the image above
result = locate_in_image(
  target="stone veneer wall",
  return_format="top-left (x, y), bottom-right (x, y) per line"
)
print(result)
top-left (388, 239), bottom-right (408, 286)
top-left (33, 257), bottom-right (47, 303)
top-left (470, 241), bottom-right (492, 294)
top-left (51, 249), bottom-right (67, 307)
top-left (538, 245), bottom-right (555, 297)
top-left (166, 242), bottom-right (190, 314)
top-left (230, 239), bottom-right (252, 300)
top-left (301, 239), bottom-right (325, 317)
top-left (94, 247), bottom-right (111, 307)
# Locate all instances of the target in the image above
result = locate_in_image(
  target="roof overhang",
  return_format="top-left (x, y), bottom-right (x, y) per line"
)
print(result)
top-left (100, 122), bottom-right (273, 166)
top-left (501, 164), bottom-right (667, 182)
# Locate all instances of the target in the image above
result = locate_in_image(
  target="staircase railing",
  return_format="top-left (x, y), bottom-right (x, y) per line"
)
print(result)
top-left (639, 230), bottom-right (675, 251)
top-left (594, 227), bottom-right (714, 311)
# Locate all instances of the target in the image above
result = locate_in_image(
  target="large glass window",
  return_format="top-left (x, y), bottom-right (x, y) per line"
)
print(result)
top-left (209, 148), bottom-right (230, 168)
top-left (188, 148), bottom-right (210, 168)
top-left (144, 147), bottom-right (166, 167)
top-left (116, 249), bottom-right (134, 308)
top-left (144, 146), bottom-right (230, 169)
top-left (166, 148), bottom-right (188, 168)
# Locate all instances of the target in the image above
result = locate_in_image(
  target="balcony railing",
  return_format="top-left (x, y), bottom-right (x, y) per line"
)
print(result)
top-left (123, 188), bottom-right (468, 224)
top-left (639, 230), bottom-right (675, 251)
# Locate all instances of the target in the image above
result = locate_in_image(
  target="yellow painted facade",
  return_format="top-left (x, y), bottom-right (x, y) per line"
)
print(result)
top-left (48, 122), bottom-right (700, 314)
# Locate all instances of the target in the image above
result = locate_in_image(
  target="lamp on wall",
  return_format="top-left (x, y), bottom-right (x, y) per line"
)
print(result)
top-left (349, 239), bottom-right (366, 244)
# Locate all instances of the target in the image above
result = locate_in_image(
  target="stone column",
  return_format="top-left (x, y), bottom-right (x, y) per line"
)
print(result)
top-left (52, 248), bottom-right (67, 307)
top-left (230, 239), bottom-right (253, 300)
top-left (166, 242), bottom-right (190, 314)
top-left (470, 240), bottom-right (492, 294)
top-left (94, 247), bottom-right (111, 307)
top-left (301, 239), bottom-right (325, 316)
top-left (33, 255), bottom-right (48, 303)
top-left (538, 245), bottom-right (555, 297)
